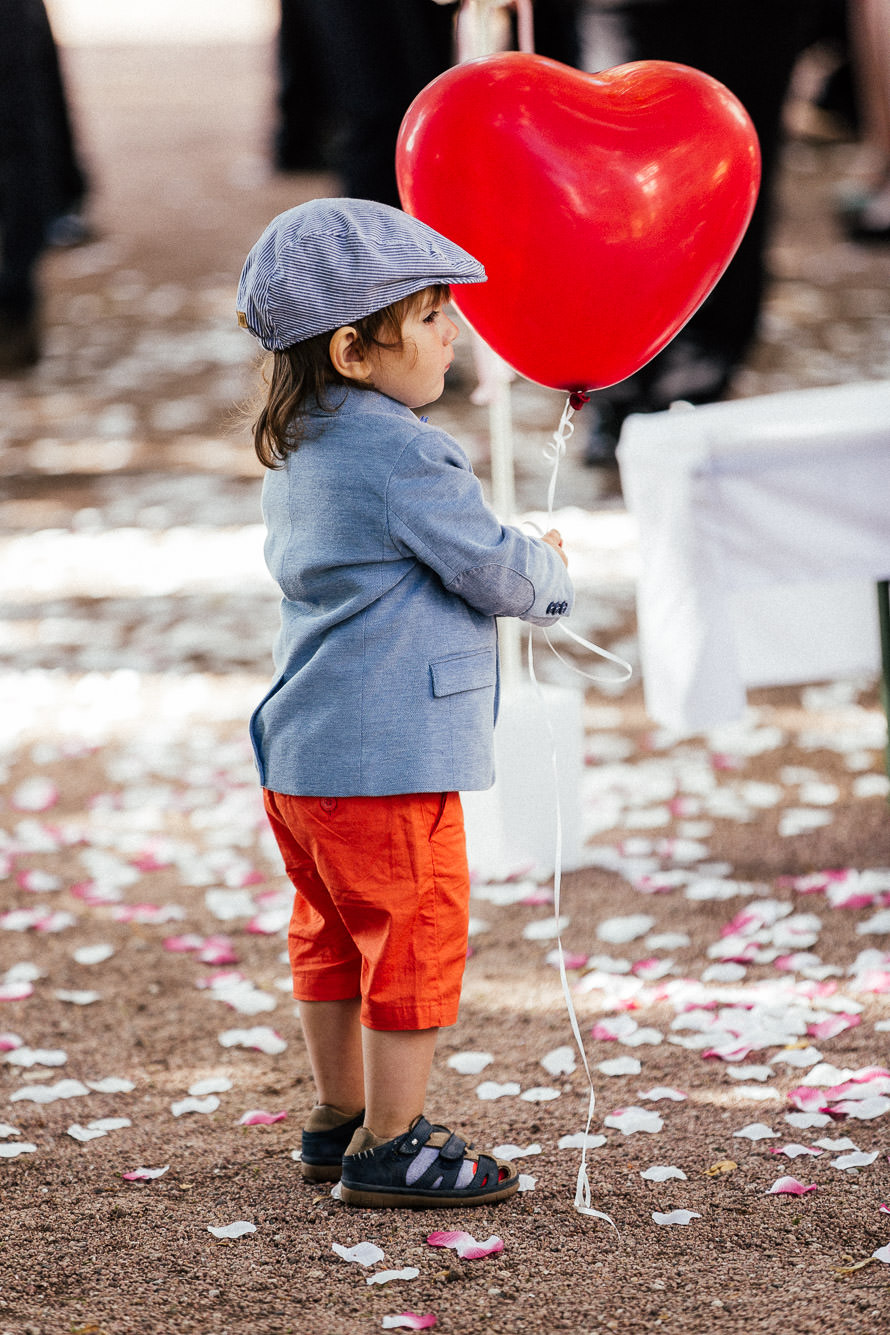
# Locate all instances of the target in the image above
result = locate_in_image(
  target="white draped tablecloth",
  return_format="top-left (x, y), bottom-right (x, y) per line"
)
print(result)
top-left (617, 381), bottom-right (890, 734)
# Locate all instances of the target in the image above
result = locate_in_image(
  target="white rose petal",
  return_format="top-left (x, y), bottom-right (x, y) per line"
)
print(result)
top-left (208, 1221), bottom-right (256, 1239)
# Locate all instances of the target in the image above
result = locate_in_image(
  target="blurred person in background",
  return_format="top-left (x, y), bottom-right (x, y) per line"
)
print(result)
top-left (582, 0), bottom-right (850, 466)
top-left (273, 1), bottom-right (583, 206)
top-left (839, 0), bottom-right (890, 239)
top-left (0, 0), bottom-right (91, 373)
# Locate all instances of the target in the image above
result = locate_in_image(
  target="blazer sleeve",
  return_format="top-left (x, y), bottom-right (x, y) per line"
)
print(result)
top-left (385, 425), bottom-right (574, 626)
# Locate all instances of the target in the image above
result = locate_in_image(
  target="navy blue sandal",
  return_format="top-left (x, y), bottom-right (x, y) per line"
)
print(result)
top-left (339, 1114), bottom-right (519, 1208)
top-left (300, 1106), bottom-right (365, 1182)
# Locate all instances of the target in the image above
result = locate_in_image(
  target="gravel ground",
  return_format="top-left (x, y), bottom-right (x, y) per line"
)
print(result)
top-left (1, 16), bottom-right (889, 1335)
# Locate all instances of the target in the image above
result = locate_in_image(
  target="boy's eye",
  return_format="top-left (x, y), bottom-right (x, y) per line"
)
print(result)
top-left (422, 308), bottom-right (440, 324)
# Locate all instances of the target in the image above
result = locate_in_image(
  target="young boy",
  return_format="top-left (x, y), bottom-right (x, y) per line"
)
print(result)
top-left (237, 197), bottom-right (573, 1208)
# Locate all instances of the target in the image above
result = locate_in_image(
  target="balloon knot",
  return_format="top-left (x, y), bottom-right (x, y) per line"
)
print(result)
top-left (569, 390), bottom-right (590, 411)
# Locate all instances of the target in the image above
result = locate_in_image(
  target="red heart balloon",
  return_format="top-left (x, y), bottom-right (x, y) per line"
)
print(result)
top-left (397, 53), bottom-right (760, 392)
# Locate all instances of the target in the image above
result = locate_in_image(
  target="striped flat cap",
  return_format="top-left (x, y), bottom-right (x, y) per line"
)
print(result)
top-left (237, 198), bottom-right (486, 350)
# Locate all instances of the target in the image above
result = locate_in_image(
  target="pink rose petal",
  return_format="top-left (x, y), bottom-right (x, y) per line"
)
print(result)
top-left (69, 881), bottom-right (122, 906)
top-left (122, 1165), bottom-right (170, 1181)
top-left (427, 1231), bottom-right (503, 1260)
top-left (702, 1044), bottom-right (754, 1062)
top-left (0, 982), bottom-right (33, 1002)
top-left (198, 935), bottom-right (239, 965)
top-left (12, 779), bottom-right (58, 812)
top-left (163, 934), bottom-right (205, 954)
top-left (550, 950), bottom-right (587, 970)
top-left (130, 849), bottom-right (172, 872)
top-left (766, 1176), bottom-right (817, 1196)
top-left (238, 1109), bottom-right (287, 1126)
top-left (787, 1086), bottom-right (827, 1113)
top-left (807, 1014), bottom-right (861, 1040)
top-left (112, 903), bottom-right (186, 925)
top-left (381, 1316), bottom-right (437, 1331)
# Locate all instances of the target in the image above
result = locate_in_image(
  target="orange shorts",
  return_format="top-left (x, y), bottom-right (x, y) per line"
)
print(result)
top-left (262, 789), bottom-right (470, 1031)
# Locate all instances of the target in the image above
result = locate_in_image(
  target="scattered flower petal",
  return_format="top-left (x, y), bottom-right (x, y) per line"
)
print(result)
top-left (652, 1210), bottom-right (700, 1226)
top-left (189, 1076), bottom-right (232, 1096)
top-left (491, 1142), bottom-right (542, 1161)
top-left (0, 1142), bottom-right (38, 1158)
top-left (12, 778), bottom-right (58, 812)
top-left (604, 1107), bottom-right (664, 1135)
top-left (10, 1079), bottom-right (89, 1104)
top-left (597, 914), bottom-right (655, 944)
top-left (638, 1087), bottom-right (687, 1102)
top-left (366, 1269), bottom-right (421, 1286)
top-left (540, 1045), bottom-right (576, 1076)
top-left (122, 1166), bottom-right (169, 1181)
top-left (830, 1096), bottom-right (890, 1120)
top-left (770, 1144), bottom-right (822, 1159)
top-left (333, 1241), bottom-right (385, 1266)
top-left (733, 1123), bottom-right (776, 1141)
top-left (5, 1047), bottom-right (67, 1068)
top-left (641, 1165), bottom-right (687, 1182)
top-left (208, 1221), bottom-right (257, 1239)
top-left (831, 1150), bottom-right (879, 1170)
top-left (0, 981), bottom-right (34, 1001)
top-left (218, 1026), bottom-right (287, 1054)
top-left (597, 1056), bottom-right (641, 1077)
top-left (73, 944), bottom-right (115, 965)
top-left (446, 1051), bottom-right (493, 1075)
top-left (171, 1095), bottom-right (219, 1117)
top-left (67, 1124), bottom-right (106, 1142)
top-left (475, 1081), bottom-right (520, 1100)
top-left (522, 916), bottom-right (570, 941)
top-left (239, 1109), bottom-right (287, 1126)
top-left (517, 1174), bottom-right (536, 1192)
top-left (427, 1231), bottom-right (503, 1259)
top-left (785, 1111), bottom-right (831, 1129)
top-left (558, 1133), bottom-right (606, 1149)
top-left (766, 1176), bottom-right (817, 1195)
top-left (519, 1086), bottom-right (561, 1102)
top-left (381, 1315), bottom-right (437, 1331)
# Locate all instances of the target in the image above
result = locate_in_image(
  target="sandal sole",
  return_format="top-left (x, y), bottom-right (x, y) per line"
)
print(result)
top-left (338, 1176), bottom-right (519, 1209)
top-left (300, 1161), bottom-right (342, 1183)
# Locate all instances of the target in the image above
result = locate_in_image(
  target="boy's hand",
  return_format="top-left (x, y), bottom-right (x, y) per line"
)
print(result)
top-left (542, 528), bottom-right (568, 567)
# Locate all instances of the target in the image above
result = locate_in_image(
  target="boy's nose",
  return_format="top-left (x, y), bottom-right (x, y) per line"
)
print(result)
top-left (443, 314), bottom-right (459, 344)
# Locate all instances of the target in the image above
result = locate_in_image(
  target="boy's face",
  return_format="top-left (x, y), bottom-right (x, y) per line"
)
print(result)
top-left (367, 290), bottom-right (460, 409)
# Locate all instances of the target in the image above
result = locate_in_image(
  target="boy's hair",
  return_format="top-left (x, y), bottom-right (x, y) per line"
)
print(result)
top-left (252, 284), bottom-right (449, 469)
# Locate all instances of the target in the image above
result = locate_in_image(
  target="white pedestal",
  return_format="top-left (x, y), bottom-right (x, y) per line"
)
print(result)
top-left (461, 681), bottom-right (585, 881)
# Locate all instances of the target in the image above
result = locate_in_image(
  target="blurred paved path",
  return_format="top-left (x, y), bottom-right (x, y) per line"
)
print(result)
top-left (1, 19), bottom-right (889, 692)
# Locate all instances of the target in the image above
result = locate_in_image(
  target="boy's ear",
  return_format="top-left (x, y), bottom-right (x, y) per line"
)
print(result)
top-left (329, 326), bottom-right (369, 381)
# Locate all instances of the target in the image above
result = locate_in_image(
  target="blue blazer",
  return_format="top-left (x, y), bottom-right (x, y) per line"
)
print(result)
top-left (250, 388), bottom-right (574, 796)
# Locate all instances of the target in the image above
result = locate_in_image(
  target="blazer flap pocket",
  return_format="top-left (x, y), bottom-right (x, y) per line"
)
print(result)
top-left (430, 650), bottom-right (495, 698)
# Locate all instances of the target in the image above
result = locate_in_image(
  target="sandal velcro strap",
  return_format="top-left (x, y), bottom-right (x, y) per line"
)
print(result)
top-left (397, 1115), bottom-right (435, 1155)
top-left (436, 1132), bottom-right (466, 1161)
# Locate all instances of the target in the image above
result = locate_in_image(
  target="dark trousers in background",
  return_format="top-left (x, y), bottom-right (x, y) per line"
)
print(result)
top-left (586, 0), bottom-right (849, 459)
top-left (275, 0), bottom-right (583, 207)
top-left (0, 0), bottom-right (87, 319)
